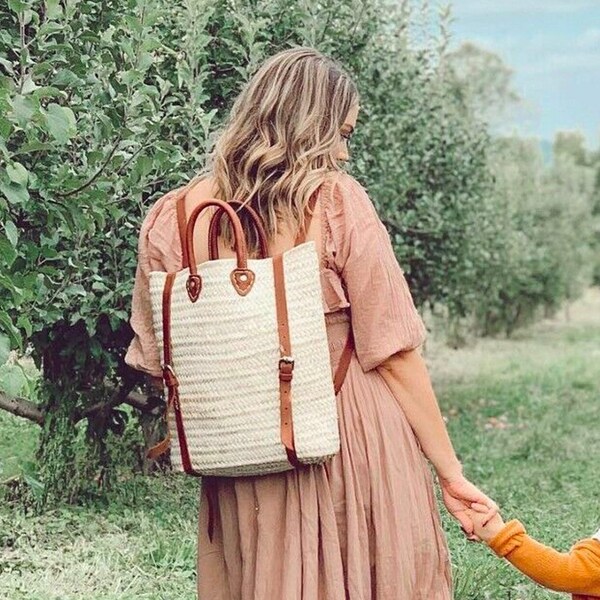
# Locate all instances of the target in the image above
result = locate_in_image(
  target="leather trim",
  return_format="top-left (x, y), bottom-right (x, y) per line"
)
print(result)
top-left (230, 268), bottom-right (255, 295)
top-left (334, 329), bottom-right (354, 394)
top-left (173, 386), bottom-right (196, 474)
top-left (177, 194), bottom-right (190, 269)
top-left (273, 253), bottom-right (299, 467)
top-left (146, 425), bottom-right (170, 460)
top-left (146, 272), bottom-right (201, 477)
top-left (186, 273), bottom-right (202, 302)
top-left (209, 201), bottom-right (269, 260)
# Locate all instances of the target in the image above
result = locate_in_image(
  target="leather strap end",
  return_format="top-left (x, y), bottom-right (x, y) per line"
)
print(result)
top-left (333, 330), bottom-right (354, 395)
top-left (147, 433), bottom-right (171, 460)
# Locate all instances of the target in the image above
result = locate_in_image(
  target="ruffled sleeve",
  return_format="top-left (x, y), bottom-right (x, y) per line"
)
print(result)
top-left (324, 173), bottom-right (426, 372)
top-left (124, 187), bottom-right (185, 378)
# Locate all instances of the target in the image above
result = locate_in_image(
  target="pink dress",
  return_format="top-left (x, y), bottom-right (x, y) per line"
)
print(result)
top-left (125, 172), bottom-right (452, 599)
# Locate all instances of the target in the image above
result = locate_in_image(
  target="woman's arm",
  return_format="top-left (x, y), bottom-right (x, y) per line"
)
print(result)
top-left (376, 348), bottom-right (461, 479)
top-left (376, 348), bottom-right (496, 535)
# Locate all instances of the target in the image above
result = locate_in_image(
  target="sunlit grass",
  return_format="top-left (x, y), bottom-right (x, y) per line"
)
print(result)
top-left (433, 289), bottom-right (600, 599)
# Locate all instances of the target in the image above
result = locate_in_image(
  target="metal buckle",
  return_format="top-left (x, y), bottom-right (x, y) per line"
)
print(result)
top-left (278, 356), bottom-right (295, 370)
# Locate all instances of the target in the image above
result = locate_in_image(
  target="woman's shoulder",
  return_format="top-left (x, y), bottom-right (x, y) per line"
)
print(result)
top-left (142, 186), bottom-right (183, 237)
top-left (137, 181), bottom-right (192, 269)
top-left (324, 170), bottom-right (379, 224)
top-left (141, 174), bottom-right (219, 268)
top-left (143, 174), bottom-right (215, 231)
top-left (326, 170), bottom-right (365, 196)
top-left (185, 174), bottom-right (219, 204)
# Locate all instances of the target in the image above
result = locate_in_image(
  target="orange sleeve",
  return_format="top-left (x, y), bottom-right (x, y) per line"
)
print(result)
top-left (489, 520), bottom-right (600, 595)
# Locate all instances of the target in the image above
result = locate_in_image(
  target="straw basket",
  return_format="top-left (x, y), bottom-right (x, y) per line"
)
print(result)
top-left (146, 196), bottom-right (344, 477)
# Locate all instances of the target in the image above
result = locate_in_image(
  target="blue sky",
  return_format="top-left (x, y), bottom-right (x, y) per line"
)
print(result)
top-left (448, 0), bottom-right (600, 148)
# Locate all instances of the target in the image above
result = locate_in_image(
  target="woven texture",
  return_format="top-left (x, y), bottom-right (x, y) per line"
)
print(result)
top-left (148, 241), bottom-right (339, 476)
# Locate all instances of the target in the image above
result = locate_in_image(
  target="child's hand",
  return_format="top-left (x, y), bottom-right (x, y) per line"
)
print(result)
top-left (467, 502), bottom-right (506, 543)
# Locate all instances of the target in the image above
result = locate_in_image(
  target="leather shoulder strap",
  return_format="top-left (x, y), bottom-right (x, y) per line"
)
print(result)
top-left (177, 193), bottom-right (190, 269)
top-left (273, 252), bottom-right (300, 468)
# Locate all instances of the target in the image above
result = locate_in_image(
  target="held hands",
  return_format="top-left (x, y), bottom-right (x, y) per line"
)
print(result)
top-left (467, 503), bottom-right (506, 543)
top-left (438, 473), bottom-right (499, 541)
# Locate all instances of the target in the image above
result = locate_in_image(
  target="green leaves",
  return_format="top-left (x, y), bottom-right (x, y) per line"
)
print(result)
top-left (0, 312), bottom-right (21, 351)
top-left (0, 180), bottom-right (29, 206)
top-left (8, 95), bottom-right (36, 128)
top-left (0, 234), bottom-right (17, 267)
top-left (45, 0), bottom-right (63, 20)
top-left (8, 0), bottom-right (28, 14)
top-left (6, 162), bottom-right (28, 186)
top-left (0, 362), bottom-right (28, 396)
top-left (42, 103), bottom-right (77, 143)
top-left (0, 334), bottom-right (9, 365)
top-left (3, 220), bottom-right (18, 246)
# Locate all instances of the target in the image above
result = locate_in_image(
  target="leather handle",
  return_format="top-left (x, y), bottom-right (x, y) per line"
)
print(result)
top-left (208, 201), bottom-right (269, 260)
top-left (186, 199), bottom-right (248, 273)
top-left (185, 199), bottom-right (255, 300)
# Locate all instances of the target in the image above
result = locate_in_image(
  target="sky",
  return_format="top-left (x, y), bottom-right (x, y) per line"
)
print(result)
top-left (448, 0), bottom-right (600, 148)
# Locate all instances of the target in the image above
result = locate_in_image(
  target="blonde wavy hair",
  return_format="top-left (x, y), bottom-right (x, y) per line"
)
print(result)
top-left (198, 46), bottom-right (359, 256)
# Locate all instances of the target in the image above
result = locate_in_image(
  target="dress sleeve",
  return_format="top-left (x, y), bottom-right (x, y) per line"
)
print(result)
top-left (124, 189), bottom-right (183, 378)
top-left (124, 257), bottom-right (162, 378)
top-left (325, 173), bottom-right (426, 372)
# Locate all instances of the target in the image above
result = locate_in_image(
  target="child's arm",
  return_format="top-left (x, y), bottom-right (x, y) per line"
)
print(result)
top-left (469, 508), bottom-right (600, 595)
top-left (489, 520), bottom-right (600, 594)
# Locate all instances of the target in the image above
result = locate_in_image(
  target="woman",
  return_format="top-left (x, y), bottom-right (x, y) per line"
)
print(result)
top-left (125, 47), bottom-right (495, 599)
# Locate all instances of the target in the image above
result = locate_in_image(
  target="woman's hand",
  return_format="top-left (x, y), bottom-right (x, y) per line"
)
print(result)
top-left (439, 474), bottom-right (498, 540)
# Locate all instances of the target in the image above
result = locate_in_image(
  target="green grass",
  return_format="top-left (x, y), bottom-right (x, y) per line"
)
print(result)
top-left (430, 289), bottom-right (600, 599)
top-left (1, 290), bottom-right (599, 599)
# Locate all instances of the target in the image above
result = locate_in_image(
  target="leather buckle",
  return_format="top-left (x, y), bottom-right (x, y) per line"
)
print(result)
top-left (278, 356), bottom-right (294, 370)
top-left (278, 356), bottom-right (294, 382)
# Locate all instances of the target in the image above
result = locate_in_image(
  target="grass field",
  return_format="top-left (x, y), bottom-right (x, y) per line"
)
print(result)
top-left (1, 289), bottom-right (599, 599)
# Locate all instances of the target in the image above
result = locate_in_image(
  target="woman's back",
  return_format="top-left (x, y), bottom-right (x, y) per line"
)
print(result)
top-left (182, 176), bottom-right (323, 265)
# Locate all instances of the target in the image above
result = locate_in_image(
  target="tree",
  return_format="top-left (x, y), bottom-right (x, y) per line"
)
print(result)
top-left (553, 130), bottom-right (589, 166)
top-left (442, 41), bottom-right (523, 127)
top-left (473, 133), bottom-right (595, 336)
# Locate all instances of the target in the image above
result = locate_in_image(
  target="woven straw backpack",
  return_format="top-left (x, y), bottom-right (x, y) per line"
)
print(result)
top-left (146, 185), bottom-right (353, 478)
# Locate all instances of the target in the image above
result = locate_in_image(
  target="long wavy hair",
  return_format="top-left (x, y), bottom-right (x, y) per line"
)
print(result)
top-left (198, 47), bottom-right (359, 256)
